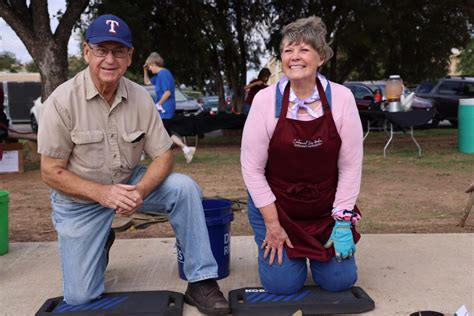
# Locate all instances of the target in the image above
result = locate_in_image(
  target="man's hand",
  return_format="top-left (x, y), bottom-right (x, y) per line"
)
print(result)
top-left (261, 221), bottom-right (294, 266)
top-left (98, 184), bottom-right (143, 215)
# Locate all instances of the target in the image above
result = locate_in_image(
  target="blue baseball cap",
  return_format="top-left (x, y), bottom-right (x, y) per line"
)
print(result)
top-left (85, 14), bottom-right (133, 48)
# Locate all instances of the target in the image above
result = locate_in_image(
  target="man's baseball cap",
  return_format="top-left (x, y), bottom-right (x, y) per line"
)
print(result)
top-left (85, 14), bottom-right (133, 48)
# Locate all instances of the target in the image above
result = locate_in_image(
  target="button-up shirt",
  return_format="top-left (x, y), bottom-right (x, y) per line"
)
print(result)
top-left (38, 67), bottom-right (172, 189)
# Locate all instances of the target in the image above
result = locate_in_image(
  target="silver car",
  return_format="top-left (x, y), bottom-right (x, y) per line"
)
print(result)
top-left (143, 85), bottom-right (202, 116)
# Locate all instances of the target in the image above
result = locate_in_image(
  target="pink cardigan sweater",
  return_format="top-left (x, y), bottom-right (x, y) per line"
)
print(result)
top-left (240, 81), bottom-right (363, 211)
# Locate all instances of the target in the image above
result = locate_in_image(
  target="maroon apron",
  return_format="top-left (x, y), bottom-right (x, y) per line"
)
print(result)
top-left (266, 78), bottom-right (361, 262)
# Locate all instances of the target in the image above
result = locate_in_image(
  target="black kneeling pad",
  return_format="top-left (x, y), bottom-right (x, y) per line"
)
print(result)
top-left (35, 291), bottom-right (183, 316)
top-left (229, 286), bottom-right (375, 315)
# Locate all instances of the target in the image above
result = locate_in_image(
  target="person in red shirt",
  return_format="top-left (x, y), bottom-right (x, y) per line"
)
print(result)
top-left (243, 68), bottom-right (271, 114)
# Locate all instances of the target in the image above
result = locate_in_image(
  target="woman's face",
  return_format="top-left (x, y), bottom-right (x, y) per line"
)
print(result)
top-left (281, 40), bottom-right (323, 83)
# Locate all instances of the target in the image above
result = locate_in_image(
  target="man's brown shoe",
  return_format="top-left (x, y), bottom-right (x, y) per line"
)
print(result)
top-left (184, 279), bottom-right (230, 315)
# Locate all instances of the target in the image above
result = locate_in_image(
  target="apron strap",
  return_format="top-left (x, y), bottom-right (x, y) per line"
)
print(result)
top-left (315, 78), bottom-right (338, 139)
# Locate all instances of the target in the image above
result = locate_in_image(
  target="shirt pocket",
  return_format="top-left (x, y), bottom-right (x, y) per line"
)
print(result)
top-left (71, 130), bottom-right (105, 169)
top-left (121, 130), bottom-right (145, 169)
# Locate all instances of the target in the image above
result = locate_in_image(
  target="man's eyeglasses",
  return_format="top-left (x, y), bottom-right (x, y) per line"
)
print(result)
top-left (87, 44), bottom-right (130, 58)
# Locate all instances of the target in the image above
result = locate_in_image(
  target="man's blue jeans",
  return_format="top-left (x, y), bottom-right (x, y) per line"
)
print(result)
top-left (51, 166), bottom-right (218, 305)
top-left (247, 195), bottom-right (357, 294)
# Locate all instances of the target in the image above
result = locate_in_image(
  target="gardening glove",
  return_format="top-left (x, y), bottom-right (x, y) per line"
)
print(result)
top-left (324, 220), bottom-right (355, 263)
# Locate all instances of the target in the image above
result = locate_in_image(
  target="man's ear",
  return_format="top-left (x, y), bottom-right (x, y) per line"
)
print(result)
top-left (127, 48), bottom-right (134, 67)
top-left (83, 42), bottom-right (91, 64)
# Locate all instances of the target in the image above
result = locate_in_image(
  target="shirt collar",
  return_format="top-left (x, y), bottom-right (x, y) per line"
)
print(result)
top-left (84, 66), bottom-right (128, 102)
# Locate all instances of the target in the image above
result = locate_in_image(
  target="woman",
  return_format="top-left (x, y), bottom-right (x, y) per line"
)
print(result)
top-left (144, 52), bottom-right (196, 163)
top-left (241, 16), bottom-right (363, 294)
top-left (243, 68), bottom-right (271, 114)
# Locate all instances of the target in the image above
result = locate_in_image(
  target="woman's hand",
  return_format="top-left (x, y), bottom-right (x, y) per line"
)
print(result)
top-left (261, 222), bottom-right (294, 266)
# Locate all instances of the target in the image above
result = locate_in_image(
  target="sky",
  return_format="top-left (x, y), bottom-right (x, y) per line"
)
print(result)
top-left (0, 0), bottom-right (82, 63)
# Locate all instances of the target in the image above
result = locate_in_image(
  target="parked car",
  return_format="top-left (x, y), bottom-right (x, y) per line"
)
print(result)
top-left (344, 81), bottom-right (434, 129)
top-left (344, 80), bottom-right (432, 111)
top-left (343, 82), bottom-right (377, 111)
top-left (30, 85), bottom-right (203, 132)
top-left (143, 85), bottom-right (203, 115)
top-left (202, 95), bottom-right (219, 111)
top-left (30, 97), bottom-right (42, 133)
top-left (363, 81), bottom-right (387, 101)
top-left (414, 76), bottom-right (474, 127)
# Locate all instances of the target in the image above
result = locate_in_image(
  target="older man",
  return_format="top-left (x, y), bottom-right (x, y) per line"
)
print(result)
top-left (38, 14), bottom-right (229, 314)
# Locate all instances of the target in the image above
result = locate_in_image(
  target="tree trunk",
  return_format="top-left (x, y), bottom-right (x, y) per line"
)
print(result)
top-left (233, 0), bottom-right (247, 113)
top-left (31, 40), bottom-right (69, 100)
top-left (0, 0), bottom-right (89, 100)
top-left (329, 37), bottom-right (338, 81)
top-left (209, 51), bottom-right (226, 111)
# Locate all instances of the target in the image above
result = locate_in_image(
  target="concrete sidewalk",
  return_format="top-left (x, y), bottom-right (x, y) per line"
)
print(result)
top-left (0, 234), bottom-right (472, 315)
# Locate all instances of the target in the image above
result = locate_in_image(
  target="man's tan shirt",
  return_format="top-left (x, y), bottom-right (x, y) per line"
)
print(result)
top-left (38, 67), bottom-right (172, 186)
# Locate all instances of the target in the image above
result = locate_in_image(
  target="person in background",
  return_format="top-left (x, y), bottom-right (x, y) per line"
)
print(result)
top-left (243, 67), bottom-right (271, 114)
top-left (144, 52), bottom-right (196, 163)
top-left (0, 84), bottom-right (8, 141)
top-left (241, 16), bottom-right (363, 294)
top-left (38, 14), bottom-right (229, 314)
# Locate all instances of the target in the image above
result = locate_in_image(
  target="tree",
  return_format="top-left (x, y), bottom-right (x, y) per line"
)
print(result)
top-left (0, 0), bottom-right (90, 99)
top-left (91, 0), bottom-right (267, 111)
top-left (458, 39), bottom-right (474, 75)
top-left (67, 55), bottom-right (87, 78)
top-left (266, 0), bottom-right (472, 84)
top-left (25, 61), bottom-right (39, 72)
top-left (0, 51), bottom-right (20, 72)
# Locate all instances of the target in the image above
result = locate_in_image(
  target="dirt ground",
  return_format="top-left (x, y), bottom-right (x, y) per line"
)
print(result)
top-left (1, 129), bottom-right (473, 242)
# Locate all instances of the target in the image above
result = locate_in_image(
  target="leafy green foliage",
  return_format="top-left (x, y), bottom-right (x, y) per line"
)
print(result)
top-left (458, 39), bottom-right (474, 75)
top-left (25, 61), bottom-right (39, 73)
top-left (88, 0), bottom-right (266, 110)
top-left (67, 55), bottom-right (87, 78)
top-left (0, 0), bottom-right (89, 99)
top-left (84, 0), bottom-right (472, 98)
top-left (266, 0), bottom-right (472, 84)
top-left (0, 51), bottom-right (20, 72)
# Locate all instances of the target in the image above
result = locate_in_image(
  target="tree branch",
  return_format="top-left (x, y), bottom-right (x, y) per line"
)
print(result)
top-left (31, 0), bottom-right (52, 40)
top-left (54, 0), bottom-right (89, 43)
top-left (0, 0), bottom-right (34, 47)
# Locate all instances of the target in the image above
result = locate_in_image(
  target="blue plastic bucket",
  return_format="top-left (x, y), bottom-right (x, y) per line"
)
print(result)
top-left (177, 198), bottom-right (234, 280)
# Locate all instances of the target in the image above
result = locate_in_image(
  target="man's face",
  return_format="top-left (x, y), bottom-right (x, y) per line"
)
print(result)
top-left (83, 41), bottom-right (133, 88)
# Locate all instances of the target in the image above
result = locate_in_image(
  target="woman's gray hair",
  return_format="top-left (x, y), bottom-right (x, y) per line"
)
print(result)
top-left (280, 16), bottom-right (333, 65)
top-left (145, 52), bottom-right (165, 67)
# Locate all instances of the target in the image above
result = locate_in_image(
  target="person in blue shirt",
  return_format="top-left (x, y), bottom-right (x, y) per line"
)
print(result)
top-left (144, 52), bottom-right (196, 163)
